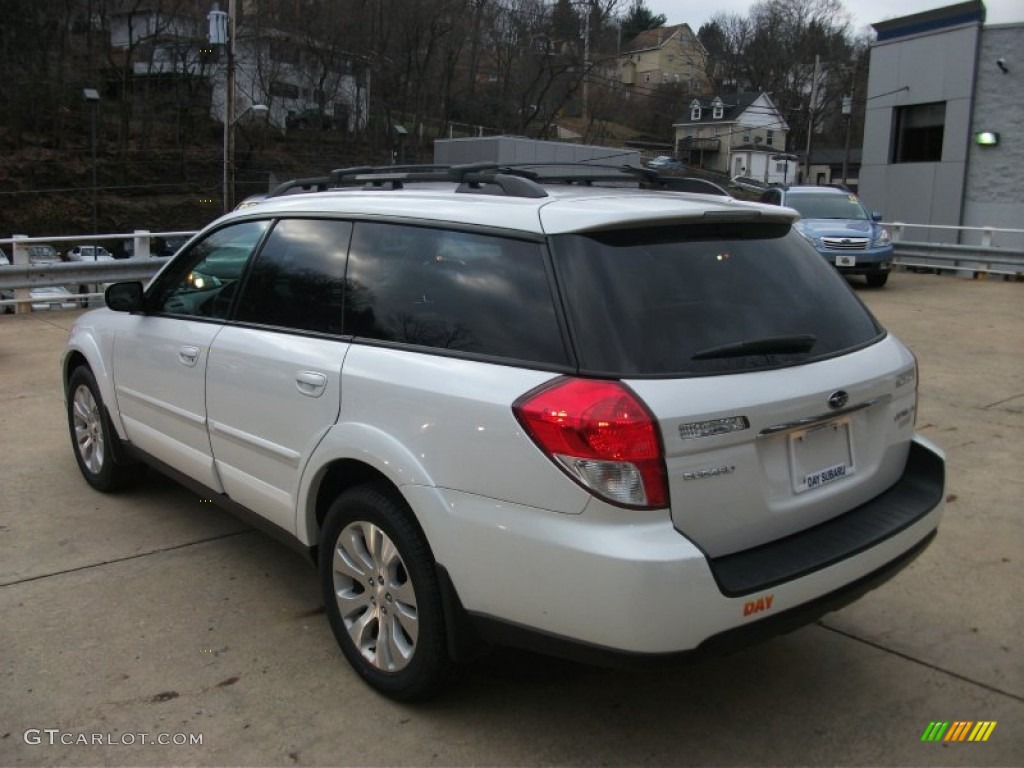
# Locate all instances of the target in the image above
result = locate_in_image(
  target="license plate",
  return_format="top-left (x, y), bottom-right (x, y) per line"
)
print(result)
top-left (789, 418), bottom-right (855, 493)
top-left (836, 255), bottom-right (857, 267)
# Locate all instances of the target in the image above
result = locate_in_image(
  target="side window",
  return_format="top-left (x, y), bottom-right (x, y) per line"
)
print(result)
top-left (892, 101), bottom-right (945, 163)
top-left (234, 218), bottom-right (351, 334)
top-left (345, 222), bottom-right (568, 365)
top-left (150, 220), bottom-right (269, 319)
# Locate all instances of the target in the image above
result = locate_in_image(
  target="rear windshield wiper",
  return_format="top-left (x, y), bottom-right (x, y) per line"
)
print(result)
top-left (691, 334), bottom-right (817, 361)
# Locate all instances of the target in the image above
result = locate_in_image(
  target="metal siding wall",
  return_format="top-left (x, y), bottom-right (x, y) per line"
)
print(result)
top-left (861, 22), bottom-right (983, 240)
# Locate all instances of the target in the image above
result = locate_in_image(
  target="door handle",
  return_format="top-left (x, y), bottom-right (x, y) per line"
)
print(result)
top-left (178, 345), bottom-right (201, 367)
top-left (295, 370), bottom-right (328, 397)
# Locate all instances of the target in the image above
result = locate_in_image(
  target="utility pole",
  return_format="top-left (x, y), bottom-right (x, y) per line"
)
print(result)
top-left (225, 0), bottom-right (236, 212)
top-left (582, 0), bottom-right (591, 129)
top-left (803, 54), bottom-right (820, 184)
top-left (210, 1), bottom-right (237, 213)
top-left (841, 94), bottom-right (853, 186)
top-left (83, 88), bottom-right (100, 235)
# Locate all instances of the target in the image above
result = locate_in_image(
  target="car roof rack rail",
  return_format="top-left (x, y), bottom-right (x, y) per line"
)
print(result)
top-left (268, 164), bottom-right (486, 197)
top-left (268, 176), bottom-right (333, 197)
top-left (265, 161), bottom-right (722, 200)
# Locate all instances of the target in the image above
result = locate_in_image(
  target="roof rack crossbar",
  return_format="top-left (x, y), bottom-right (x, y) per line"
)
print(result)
top-left (268, 176), bottom-right (332, 197)
top-left (329, 164), bottom-right (452, 183)
top-left (456, 172), bottom-right (548, 198)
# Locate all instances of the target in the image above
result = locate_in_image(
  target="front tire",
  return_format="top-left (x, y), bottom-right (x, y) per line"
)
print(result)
top-left (319, 484), bottom-right (451, 700)
top-left (67, 366), bottom-right (138, 491)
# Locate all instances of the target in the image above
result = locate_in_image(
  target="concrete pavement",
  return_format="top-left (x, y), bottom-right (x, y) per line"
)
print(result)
top-left (1, 272), bottom-right (1021, 766)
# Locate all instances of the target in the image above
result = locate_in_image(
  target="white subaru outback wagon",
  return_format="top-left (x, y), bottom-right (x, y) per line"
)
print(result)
top-left (63, 164), bottom-right (945, 700)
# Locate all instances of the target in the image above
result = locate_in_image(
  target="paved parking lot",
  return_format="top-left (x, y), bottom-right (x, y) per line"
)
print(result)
top-left (1, 272), bottom-right (1021, 766)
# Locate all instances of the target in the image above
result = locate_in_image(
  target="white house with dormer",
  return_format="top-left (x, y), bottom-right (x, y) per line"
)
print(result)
top-left (672, 92), bottom-right (794, 183)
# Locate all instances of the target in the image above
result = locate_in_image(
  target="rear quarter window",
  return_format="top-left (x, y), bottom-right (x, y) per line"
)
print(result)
top-left (344, 222), bottom-right (568, 366)
top-left (551, 223), bottom-right (883, 376)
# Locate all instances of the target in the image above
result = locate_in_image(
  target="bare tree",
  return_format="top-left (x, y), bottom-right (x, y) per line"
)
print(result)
top-left (696, 0), bottom-right (861, 153)
top-left (96, 0), bottom-right (190, 151)
top-left (0, 0), bottom-right (78, 149)
top-left (619, 0), bottom-right (666, 43)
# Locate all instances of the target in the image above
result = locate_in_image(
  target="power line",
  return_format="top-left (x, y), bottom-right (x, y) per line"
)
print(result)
top-left (0, 182), bottom-right (215, 197)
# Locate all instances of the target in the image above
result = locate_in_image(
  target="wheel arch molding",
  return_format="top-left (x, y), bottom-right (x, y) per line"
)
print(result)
top-left (62, 336), bottom-right (124, 441)
top-left (297, 421), bottom-right (437, 547)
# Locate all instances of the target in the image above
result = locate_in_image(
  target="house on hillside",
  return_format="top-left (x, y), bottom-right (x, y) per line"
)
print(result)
top-left (107, 2), bottom-right (369, 134)
top-left (671, 92), bottom-right (793, 182)
top-left (210, 28), bottom-right (368, 135)
top-left (108, 6), bottom-right (209, 77)
top-left (618, 24), bottom-right (710, 94)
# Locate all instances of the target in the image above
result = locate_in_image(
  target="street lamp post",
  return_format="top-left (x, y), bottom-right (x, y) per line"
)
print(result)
top-left (225, 103), bottom-right (269, 211)
top-left (83, 88), bottom-right (100, 234)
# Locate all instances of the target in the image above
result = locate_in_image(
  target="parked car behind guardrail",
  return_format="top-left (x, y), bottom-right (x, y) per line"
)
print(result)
top-left (65, 245), bottom-right (114, 262)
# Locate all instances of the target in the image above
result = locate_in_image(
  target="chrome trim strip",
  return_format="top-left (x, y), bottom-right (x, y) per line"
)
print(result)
top-left (758, 395), bottom-right (889, 437)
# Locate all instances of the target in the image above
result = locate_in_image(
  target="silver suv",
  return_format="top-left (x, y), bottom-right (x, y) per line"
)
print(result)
top-left (63, 164), bottom-right (945, 700)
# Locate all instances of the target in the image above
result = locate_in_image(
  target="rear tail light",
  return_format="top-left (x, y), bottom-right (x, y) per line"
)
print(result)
top-left (897, 351), bottom-right (919, 427)
top-left (513, 377), bottom-right (668, 509)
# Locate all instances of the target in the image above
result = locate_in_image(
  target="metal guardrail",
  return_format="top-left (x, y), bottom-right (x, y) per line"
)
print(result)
top-left (0, 259), bottom-right (168, 312)
top-left (891, 241), bottom-right (1024, 276)
top-left (888, 222), bottom-right (1024, 277)
top-left (0, 230), bottom-right (194, 313)
top-left (2, 222), bottom-right (1020, 314)
top-left (0, 230), bottom-right (195, 256)
top-left (0, 258), bottom-right (166, 290)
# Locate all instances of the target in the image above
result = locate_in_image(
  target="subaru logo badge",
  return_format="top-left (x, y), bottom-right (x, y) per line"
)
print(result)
top-left (828, 390), bottom-right (849, 409)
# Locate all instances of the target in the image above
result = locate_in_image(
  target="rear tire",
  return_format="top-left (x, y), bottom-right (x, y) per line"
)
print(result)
top-left (67, 366), bottom-right (138, 491)
top-left (866, 273), bottom-right (889, 288)
top-left (319, 484), bottom-right (451, 700)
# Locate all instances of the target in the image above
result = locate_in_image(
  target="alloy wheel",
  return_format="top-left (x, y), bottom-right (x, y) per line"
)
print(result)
top-left (332, 521), bottom-right (419, 672)
top-left (72, 384), bottom-right (105, 475)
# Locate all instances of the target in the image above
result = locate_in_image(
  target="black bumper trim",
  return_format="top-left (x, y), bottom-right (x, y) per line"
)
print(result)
top-left (708, 441), bottom-right (944, 597)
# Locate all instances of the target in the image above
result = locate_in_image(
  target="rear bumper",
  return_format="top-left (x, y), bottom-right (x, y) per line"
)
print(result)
top-left (464, 528), bottom-right (936, 668)
top-left (709, 439), bottom-right (944, 596)
top-left (415, 435), bottom-right (945, 657)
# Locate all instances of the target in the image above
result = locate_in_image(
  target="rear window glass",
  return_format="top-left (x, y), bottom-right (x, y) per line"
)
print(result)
top-left (551, 223), bottom-right (883, 376)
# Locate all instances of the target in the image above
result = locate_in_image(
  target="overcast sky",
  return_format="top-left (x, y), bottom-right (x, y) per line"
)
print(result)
top-left (644, 0), bottom-right (1023, 38)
